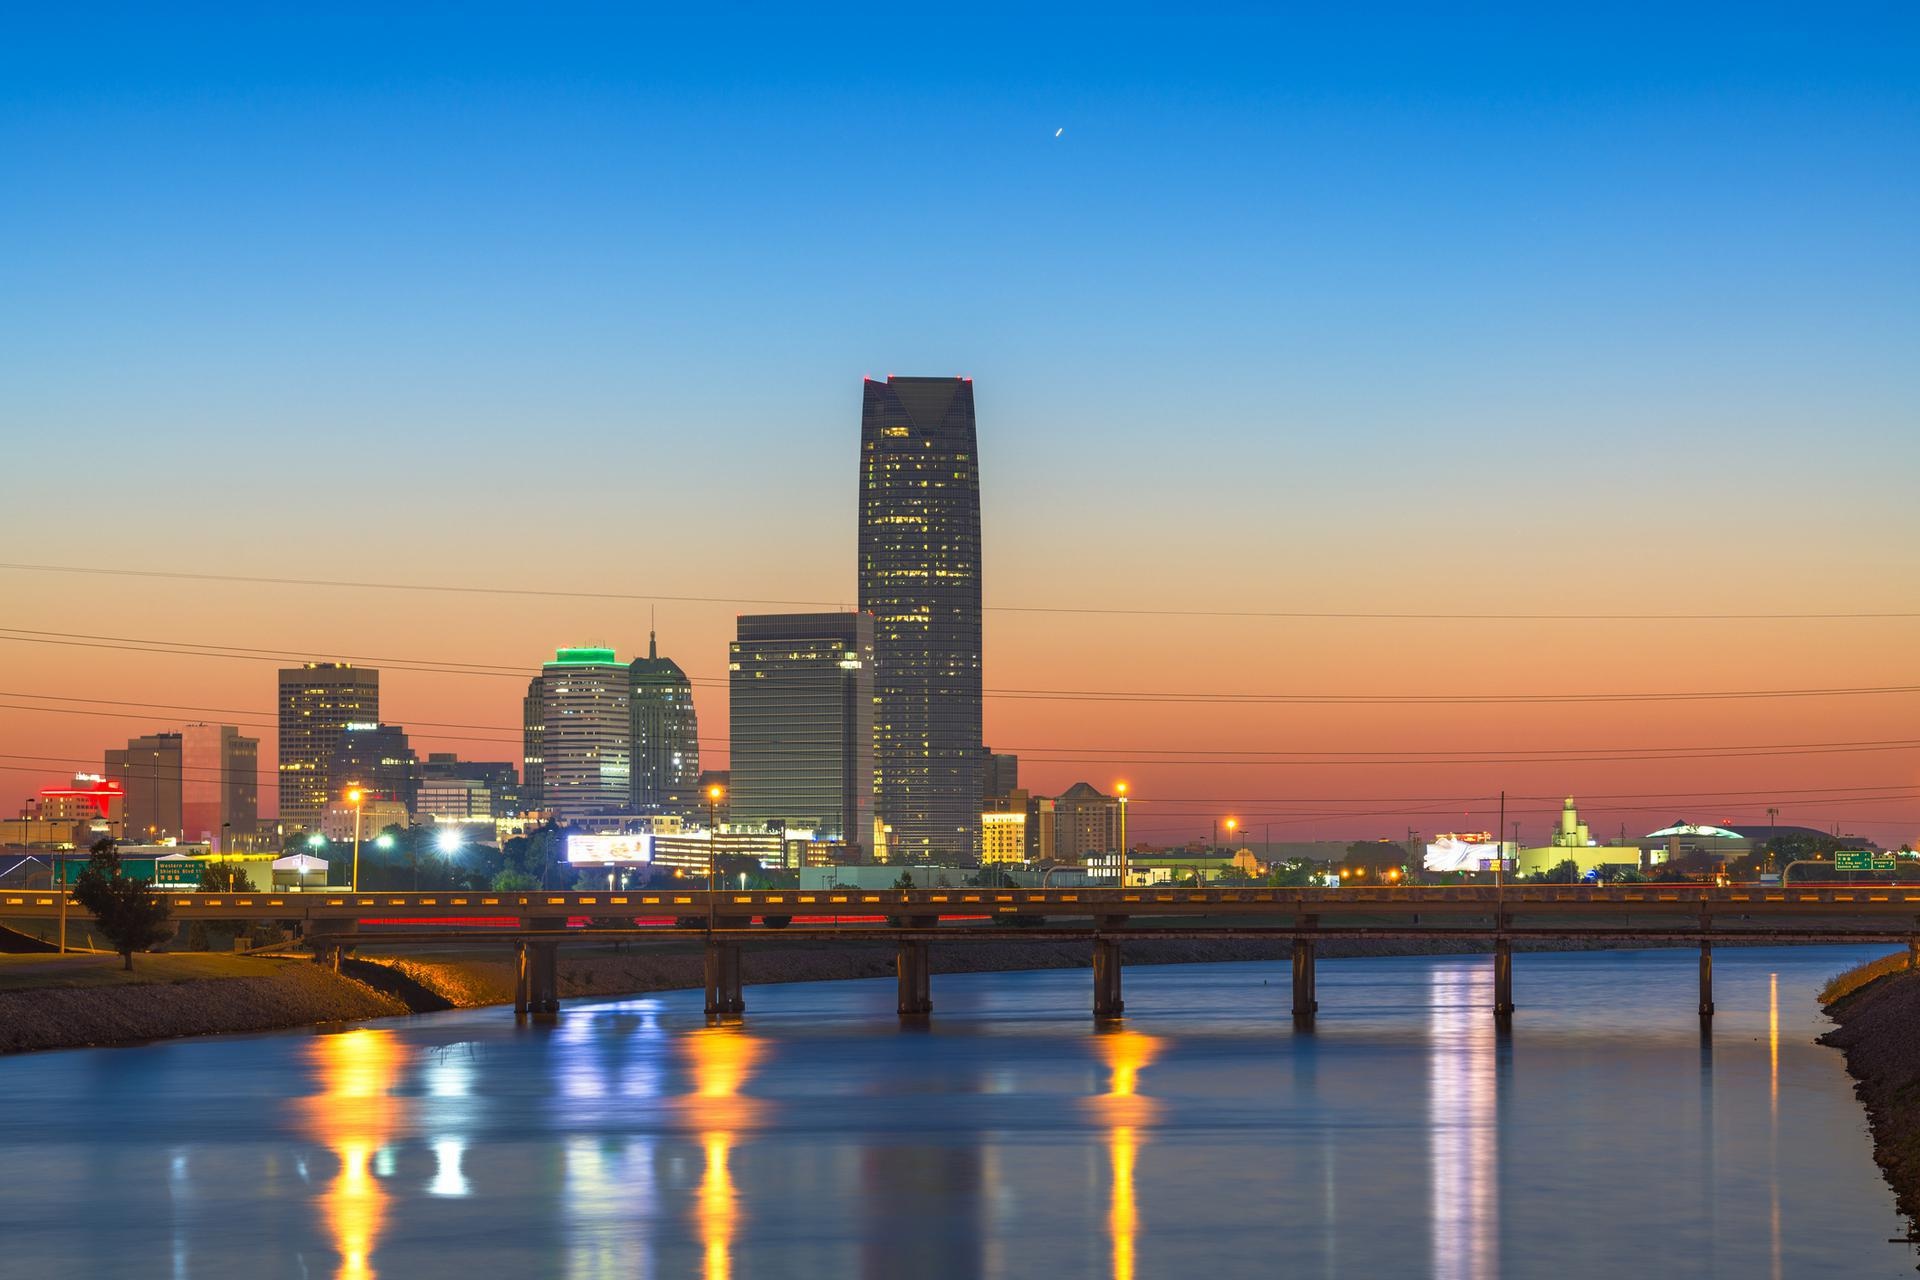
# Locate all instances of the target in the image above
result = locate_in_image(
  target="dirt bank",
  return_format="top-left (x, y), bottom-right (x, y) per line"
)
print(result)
top-left (0, 956), bottom-right (408, 1054)
top-left (1821, 960), bottom-right (1920, 1224)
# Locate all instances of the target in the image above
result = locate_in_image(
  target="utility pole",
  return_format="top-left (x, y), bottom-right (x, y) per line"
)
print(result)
top-left (1496, 791), bottom-right (1506, 900)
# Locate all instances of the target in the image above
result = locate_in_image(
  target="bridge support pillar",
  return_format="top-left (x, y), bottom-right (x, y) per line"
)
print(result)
top-left (1492, 938), bottom-right (1514, 1017)
top-left (309, 920), bottom-right (357, 970)
top-left (1909, 937), bottom-right (1920, 971)
top-left (1093, 938), bottom-right (1124, 1019)
top-left (896, 940), bottom-right (932, 1017)
top-left (705, 941), bottom-right (744, 1017)
top-left (1291, 938), bottom-right (1316, 1021)
top-left (1698, 941), bottom-right (1714, 1017)
top-left (526, 940), bottom-right (560, 1024)
top-left (513, 941), bottom-right (530, 1022)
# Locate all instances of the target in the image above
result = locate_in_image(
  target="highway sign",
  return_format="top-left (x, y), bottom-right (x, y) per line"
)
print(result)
top-left (1835, 850), bottom-right (1897, 872)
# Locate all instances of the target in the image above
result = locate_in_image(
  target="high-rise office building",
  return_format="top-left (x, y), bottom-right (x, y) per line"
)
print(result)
top-left (629, 630), bottom-right (700, 816)
top-left (1052, 782), bottom-right (1123, 862)
top-left (729, 612), bottom-right (874, 854)
top-left (181, 723), bottom-right (258, 848)
top-left (327, 723), bottom-right (419, 814)
top-left (278, 663), bottom-right (379, 831)
top-left (983, 750), bottom-right (1018, 799)
top-left (106, 724), bottom-right (257, 848)
top-left (535, 647), bottom-right (631, 821)
top-left (522, 675), bottom-right (545, 809)
top-left (105, 733), bottom-right (182, 841)
top-left (858, 375), bottom-right (985, 862)
top-left (421, 753), bottom-right (521, 817)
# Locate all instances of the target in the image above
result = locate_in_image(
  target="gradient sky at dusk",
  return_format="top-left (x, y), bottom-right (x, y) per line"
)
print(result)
top-left (3, 5), bottom-right (1917, 844)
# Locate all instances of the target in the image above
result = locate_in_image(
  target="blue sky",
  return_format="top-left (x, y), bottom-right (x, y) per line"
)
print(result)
top-left (3, 4), bottom-right (1917, 838)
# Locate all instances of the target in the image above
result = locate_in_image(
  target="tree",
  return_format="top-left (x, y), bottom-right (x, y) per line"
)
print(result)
top-left (892, 871), bottom-right (918, 891)
top-left (1266, 859), bottom-right (1321, 888)
top-left (1532, 858), bottom-right (1580, 885)
top-left (491, 868), bottom-right (538, 891)
top-left (196, 863), bottom-right (250, 892)
top-left (72, 838), bottom-right (173, 971)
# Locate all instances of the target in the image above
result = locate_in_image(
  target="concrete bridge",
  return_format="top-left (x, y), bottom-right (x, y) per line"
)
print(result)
top-left (6, 883), bottom-right (1915, 1025)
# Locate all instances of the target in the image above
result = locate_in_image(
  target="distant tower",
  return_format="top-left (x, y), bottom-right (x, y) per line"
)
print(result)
top-left (858, 376), bottom-right (984, 863)
top-left (629, 629), bottom-right (700, 816)
top-left (277, 663), bottom-right (379, 831)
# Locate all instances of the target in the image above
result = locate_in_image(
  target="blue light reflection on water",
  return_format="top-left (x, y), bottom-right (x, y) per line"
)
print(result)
top-left (0, 946), bottom-right (1908, 1278)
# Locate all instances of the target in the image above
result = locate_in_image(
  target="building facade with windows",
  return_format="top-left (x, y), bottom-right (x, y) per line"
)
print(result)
top-left (277, 664), bottom-right (379, 831)
top-left (629, 630), bottom-right (700, 816)
top-left (535, 648), bottom-right (631, 821)
top-left (728, 612), bottom-right (875, 855)
top-left (858, 375), bottom-right (984, 863)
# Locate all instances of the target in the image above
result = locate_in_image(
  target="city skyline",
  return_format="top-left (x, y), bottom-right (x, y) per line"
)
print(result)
top-left (3, 7), bottom-right (1916, 846)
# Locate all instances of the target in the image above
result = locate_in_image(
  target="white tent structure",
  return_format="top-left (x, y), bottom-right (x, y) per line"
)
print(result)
top-left (271, 852), bottom-right (331, 890)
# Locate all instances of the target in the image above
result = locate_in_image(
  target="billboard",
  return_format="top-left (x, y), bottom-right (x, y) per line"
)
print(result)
top-left (566, 834), bottom-right (653, 865)
top-left (1425, 835), bottom-right (1503, 873)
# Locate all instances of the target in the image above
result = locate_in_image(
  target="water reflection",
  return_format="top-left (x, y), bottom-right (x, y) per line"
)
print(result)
top-left (1770, 973), bottom-right (1781, 1280)
top-left (682, 1027), bottom-right (765, 1280)
top-left (300, 1029), bottom-right (403, 1280)
top-left (1428, 966), bottom-right (1498, 1280)
top-left (1089, 1030), bottom-right (1163, 1280)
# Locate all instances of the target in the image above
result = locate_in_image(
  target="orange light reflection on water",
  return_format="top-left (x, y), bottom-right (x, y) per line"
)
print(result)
top-left (682, 1027), bottom-right (766, 1280)
top-left (1087, 1031), bottom-right (1162, 1280)
top-left (301, 1030), bottom-right (403, 1280)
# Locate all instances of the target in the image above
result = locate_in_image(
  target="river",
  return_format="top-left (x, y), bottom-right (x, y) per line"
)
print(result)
top-left (0, 945), bottom-right (1909, 1278)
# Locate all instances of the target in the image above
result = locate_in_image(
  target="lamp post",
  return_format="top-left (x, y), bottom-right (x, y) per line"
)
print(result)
top-left (1115, 782), bottom-right (1129, 889)
top-left (346, 786), bottom-right (365, 893)
top-left (707, 783), bottom-right (725, 934)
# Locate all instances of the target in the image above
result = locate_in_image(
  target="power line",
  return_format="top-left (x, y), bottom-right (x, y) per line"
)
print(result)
top-left (4, 560), bottom-right (1915, 621)
top-left (6, 689), bottom-right (1920, 767)
top-left (5, 626), bottom-right (1917, 708)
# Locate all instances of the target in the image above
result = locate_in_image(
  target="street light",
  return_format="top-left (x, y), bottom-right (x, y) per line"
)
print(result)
top-left (1224, 816), bottom-right (1238, 847)
top-left (1115, 781), bottom-right (1129, 889)
top-left (707, 783), bottom-right (725, 934)
top-left (435, 828), bottom-right (463, 855)
top-left (345, 785), bottom-right (365, 893)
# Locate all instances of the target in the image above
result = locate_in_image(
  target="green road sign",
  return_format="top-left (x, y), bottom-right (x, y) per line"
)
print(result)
top-left (1834, 850), bottom-right (1897, 872)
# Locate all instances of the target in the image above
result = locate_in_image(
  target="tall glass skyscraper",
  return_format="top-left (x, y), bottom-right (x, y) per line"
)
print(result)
top-left (858, 376), bottom-right (984, 862)
top-left (629, 630), bottom-right (700, 816)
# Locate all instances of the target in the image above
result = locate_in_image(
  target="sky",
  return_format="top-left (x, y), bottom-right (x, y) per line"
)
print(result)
top-left (2, 4), bottom-right (1917, 845)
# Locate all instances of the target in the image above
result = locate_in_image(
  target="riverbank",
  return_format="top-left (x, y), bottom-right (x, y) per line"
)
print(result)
top-left (1820, 954), bottom-right (1920, 1224)
top-left (0, 953), bottom-right (408, 1054)
top-left (0, 933), bottom-right (1853, 1056)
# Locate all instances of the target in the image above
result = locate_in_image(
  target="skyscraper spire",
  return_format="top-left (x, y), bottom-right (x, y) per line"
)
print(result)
top-left (650, 606), bottom-right (657, 659)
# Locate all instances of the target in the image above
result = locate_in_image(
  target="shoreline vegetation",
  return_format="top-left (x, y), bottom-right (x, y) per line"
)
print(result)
top-left (0, 931), bottom-right (1866, 1056)
top-left (1819, 951), bottom-right (1920, 1226)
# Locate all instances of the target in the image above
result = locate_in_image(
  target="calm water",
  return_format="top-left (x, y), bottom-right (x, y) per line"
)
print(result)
top-left (0, 946), bottom-right (1909, 1278)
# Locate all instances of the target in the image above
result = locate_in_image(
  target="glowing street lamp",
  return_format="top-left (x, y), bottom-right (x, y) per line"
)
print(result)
top-left (345, 785), bottom-right (366, 893)
top-left (1224, 816), bottom-right (1239, 846)
top-left (707, 783), bottom-right (726, 934)
top-left (1115, 782), bottom-right (1130, 888)
top-left (374, 833), bottom-right (395, 851)
top-left (435, 828), bottom-right (463, 855)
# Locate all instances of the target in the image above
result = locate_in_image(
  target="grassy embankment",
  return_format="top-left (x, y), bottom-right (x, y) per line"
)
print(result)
top-left (0, 951), bottom-right (407, 1054)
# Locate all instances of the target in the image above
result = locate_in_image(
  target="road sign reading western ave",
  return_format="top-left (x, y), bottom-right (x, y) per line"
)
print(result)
top-left (1834, 850), bottom-right (1897, 872)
